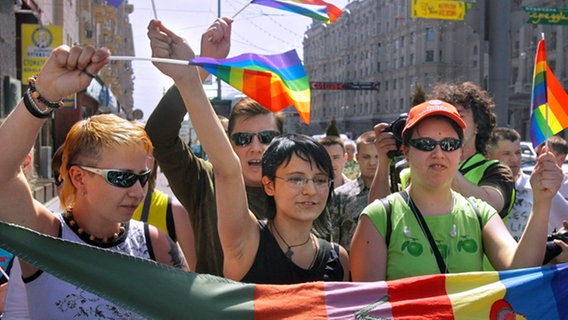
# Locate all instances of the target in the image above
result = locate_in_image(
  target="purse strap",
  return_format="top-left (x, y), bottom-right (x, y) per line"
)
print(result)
top-left (400, 190), bottom-right (448, 274)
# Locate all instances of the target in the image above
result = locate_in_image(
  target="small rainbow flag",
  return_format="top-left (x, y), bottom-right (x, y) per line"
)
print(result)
top-left (252, 0), bottom-right (343, 23)
top-left (530, 39), bottom-right (568, 147)
top-left (190, 50), bottom-right (311, 123)
top-left (0, 222), bottom-right (567, 319)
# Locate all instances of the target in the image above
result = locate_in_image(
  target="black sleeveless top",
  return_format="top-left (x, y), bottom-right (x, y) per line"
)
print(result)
top-left (240, 220), bottom-right (344, 284)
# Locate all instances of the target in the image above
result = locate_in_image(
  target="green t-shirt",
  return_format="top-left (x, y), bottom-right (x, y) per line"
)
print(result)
top-left (362, 191), bottom-right (496, 280)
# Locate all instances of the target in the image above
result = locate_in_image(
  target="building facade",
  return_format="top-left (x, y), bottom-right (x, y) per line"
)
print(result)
top-left (0, 0), bottom-right (136, 180)
top-left (296, 0), bottom-right (568, 141)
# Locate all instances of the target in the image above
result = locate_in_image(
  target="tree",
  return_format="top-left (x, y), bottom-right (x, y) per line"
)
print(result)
top-left (326, 117), bottom-right (341, 137)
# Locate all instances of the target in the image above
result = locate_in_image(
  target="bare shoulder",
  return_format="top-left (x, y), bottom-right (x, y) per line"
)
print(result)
top-left (148, 224), bottom-right (189, 271)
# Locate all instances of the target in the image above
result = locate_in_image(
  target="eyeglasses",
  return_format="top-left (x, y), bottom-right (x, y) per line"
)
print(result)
top-left (274, 176), bottom-right (332, 189)
top-left (74, 165), bottom-right (152, 188)
top-left (230, 130), bottom-right (280, 147)
top-left (408, 137), bottom-right (462, 152)
top-left (54, 172), bottom-right (63, 187)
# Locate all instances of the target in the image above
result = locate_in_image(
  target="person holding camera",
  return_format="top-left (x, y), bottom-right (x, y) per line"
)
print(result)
top-left (370, 83), bottom-right (515, 221)
top-left (351, 100), bottom-right (565, 281)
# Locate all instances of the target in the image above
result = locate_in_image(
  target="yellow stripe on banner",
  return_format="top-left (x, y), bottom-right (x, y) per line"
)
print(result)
top-left (446, 272), bottom-right (504, 319)
top-left (412, 0), bottom-right (466, 21)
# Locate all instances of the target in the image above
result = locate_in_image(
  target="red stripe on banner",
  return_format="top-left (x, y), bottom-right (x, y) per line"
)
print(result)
top-left (389, 274), bottom-right (453, 318)
top-left (254, 282), bottom-right (328, 319)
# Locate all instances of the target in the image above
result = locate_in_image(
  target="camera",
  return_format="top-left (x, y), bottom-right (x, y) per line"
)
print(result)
top-left (542, 229), bottom-right (568, 264)
top-left (382, 113), bottom-right (408, 158)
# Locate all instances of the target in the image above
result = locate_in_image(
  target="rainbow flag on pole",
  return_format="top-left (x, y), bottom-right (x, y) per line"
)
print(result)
top-left (0, 222), bottom-right (567, 319)
top-left (190, 50), bottom-right (311, 123)
top-left (251, 0), bottom-right (343, 23)
top-left (530, 39), bottom-right (568, 147)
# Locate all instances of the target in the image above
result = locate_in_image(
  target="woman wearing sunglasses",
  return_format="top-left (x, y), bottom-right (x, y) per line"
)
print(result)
top-left (148, 20), bottom-right (349, 284)
top-left (0, 45), bottom-right (188, 318)
top-left (350, 100), bottom-right (563, 281)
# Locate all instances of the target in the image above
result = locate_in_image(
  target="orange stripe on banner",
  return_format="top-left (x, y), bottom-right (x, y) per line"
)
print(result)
top-left (389, 274), bottom-right (453, 318)
top-left (254, 282), bottom-right (328, 320)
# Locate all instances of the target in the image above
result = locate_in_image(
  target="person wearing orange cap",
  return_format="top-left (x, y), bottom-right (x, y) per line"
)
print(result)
top-left (350, 100), bottom-right (566, 281)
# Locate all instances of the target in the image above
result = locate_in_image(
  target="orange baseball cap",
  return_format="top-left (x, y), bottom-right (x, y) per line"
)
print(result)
top-left (401, 99), bottom-right (466, 137)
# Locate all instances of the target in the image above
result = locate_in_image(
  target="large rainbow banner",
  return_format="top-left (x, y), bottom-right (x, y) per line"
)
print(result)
top-left (0, 222), bottom-right (566, 319)
top-left (190, 50), bottom-right (311, 124)
top-left (529, 39), bottom-right (568, 147)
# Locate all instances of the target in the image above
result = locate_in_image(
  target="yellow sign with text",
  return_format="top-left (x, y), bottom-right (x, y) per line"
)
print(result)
top-left (412, 0), bottom-right (467, 21)
top-left (21, 24), bottom-right (62, 81)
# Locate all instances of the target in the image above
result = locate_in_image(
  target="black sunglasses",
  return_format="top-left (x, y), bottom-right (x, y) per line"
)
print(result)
top-left (408, 137), bottom-right (462, 152)
top-left (230, 130), bottom-right (280, 147)
top-left (75, 165), bottom-right (152, 188)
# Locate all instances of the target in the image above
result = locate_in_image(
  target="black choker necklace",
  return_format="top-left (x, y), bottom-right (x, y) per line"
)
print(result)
top-left (63, 210), bottom-right (127, 247)
top-left (271, 222), bottom-right (312, 259)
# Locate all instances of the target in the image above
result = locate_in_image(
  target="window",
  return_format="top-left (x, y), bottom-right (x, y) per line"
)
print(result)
top-left (426, 50), bottom-right (434, 62)
top-left (426, 28), bottom-right (435, 41)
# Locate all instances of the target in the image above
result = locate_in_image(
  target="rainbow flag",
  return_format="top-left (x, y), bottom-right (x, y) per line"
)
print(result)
top-left (0, 222), bottom-right (567, 319)
top-left (190, 50), bottom-right (311, 123)
top-left (530, 39), bottom-right (568, 147)
top-left (251, 0), bottom-right (343, 23)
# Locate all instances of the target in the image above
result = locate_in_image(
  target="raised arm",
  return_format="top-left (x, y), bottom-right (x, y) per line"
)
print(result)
top-left (0, 46), bottom-right (109, 232)
top-left (147, 20), bottom-right (259, 278)
top-left (484, 150), bottom-right (562, 269)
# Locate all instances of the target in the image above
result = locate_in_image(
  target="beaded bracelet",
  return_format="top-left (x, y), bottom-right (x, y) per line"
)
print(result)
top-left (23, 88), bottom-right (53, 119)
top-left (28, 75), bottom-right (64, 109)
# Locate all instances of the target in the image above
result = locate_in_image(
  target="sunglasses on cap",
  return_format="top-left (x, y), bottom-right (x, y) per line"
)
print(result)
top-left (74, 165), bottom-right (152, 188)
top-left (408, 137), bottom-right (462, 152)
top-left (230, 130), bottom-right (280, 147)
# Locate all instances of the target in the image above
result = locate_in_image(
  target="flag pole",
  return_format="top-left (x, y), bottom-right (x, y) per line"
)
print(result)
top-left (542, 33), bottom-right (549, 150)
top-left (151, 0), bottom-right (158, 19)
top-left (109, 56), bottom-right (189, 65)
top-left (232, 1), bottom-right (253, 19)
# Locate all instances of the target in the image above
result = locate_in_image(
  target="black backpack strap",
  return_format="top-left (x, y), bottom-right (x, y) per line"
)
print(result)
top-left (140, 189), bottom-right (153, 222)
top-left (380, 198), bottom-right (392, 246)
top-left (465, 197), bottom-right (483, 231)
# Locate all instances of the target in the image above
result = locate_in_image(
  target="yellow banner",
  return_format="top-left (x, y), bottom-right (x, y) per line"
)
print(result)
top-left (412, 0), bottom-right (467, 21)
top-left (21, 24), bottom-right (62, 81)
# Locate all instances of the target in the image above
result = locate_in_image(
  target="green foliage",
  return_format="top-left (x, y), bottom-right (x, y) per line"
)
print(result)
top-left (411, 83), bottom-right (427, 107)
top-left (326, 117), bottom-right (341, 137)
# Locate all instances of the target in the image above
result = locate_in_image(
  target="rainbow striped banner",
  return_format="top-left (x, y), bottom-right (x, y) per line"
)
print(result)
top-left (190, 50), bottom-right (311, 124)
top-left (251, 0), bottom-right (343, 23)
top-left (0, 222), bottom-right (566, 319)
top-left (530, 39), bottom-right (568, 147)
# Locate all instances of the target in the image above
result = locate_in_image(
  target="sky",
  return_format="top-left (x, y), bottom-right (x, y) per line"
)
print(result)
top-left (126, 0), bottom-right (348, 121)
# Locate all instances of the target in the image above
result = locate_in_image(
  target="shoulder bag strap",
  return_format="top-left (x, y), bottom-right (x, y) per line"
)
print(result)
top-left (405, 191), bottom-right (448, 274)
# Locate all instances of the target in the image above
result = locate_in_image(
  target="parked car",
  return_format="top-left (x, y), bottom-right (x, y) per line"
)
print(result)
top-left (520, 141), bottom-right (537, 164)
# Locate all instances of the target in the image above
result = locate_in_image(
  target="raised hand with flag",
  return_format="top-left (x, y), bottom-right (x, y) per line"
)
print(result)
top-left (148, 19), bottom-right (350, 284)
top-left (529, 38), bottom-right (568, 147)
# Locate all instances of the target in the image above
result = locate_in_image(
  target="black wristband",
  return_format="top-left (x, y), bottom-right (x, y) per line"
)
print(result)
top-left (23, 88), bottom-right (53, 119)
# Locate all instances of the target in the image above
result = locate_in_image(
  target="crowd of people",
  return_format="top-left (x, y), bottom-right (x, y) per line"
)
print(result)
top-left (0, 16), bottom-right (567, 317)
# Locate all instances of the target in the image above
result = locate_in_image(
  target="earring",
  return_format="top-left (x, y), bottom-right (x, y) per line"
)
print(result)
top-left (403, 226), bottom-right (411, 238)
top-left (449, 224), bottom-right (457, 237)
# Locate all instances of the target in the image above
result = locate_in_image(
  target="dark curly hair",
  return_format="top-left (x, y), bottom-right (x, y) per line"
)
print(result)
top-left (429, 82), bottom-right (496, 155)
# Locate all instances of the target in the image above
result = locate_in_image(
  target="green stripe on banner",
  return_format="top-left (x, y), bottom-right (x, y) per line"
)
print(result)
top-left (0, 222), bottom-right (256, 320)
